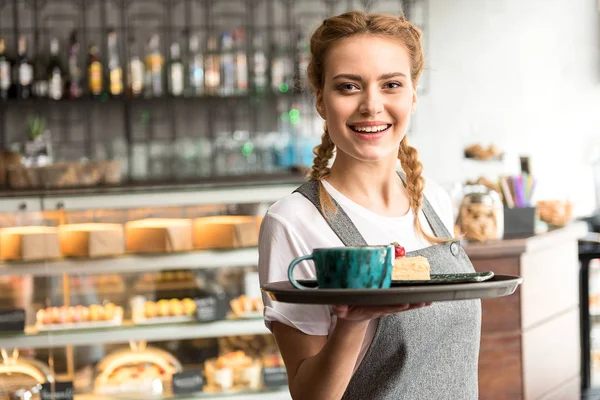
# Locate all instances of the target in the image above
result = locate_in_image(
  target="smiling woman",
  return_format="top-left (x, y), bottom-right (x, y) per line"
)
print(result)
top-left (258, 10), bottom-right (481, 400)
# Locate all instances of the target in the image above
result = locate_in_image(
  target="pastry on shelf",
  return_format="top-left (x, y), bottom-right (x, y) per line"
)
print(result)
top-left (391, 243), bottom-right (430, 281)
top-left (35, 303), bottom-right (123, 331)
top-left (0, 349), bottom-right (54, 399)
top-left (94, 345), bottom-right (181, 397)
top-left (204, 350), bottom-right (262, 392)
top-left (58, 223), bottom-right (125, 258)
top-left (192, 215), bottom-right (259, 250)
top-left (464, 143), bottom-right (504, 161)
top-left (537, 200), bottom-right (572, 227)
top-left (125, 218), bottom-right (193, 253)
top-left (131, 296), bottom-right (197, 325)
top-left (229, 295), bottom-right (263, 318)
top-left (0, 226), bottom-right (61, 261)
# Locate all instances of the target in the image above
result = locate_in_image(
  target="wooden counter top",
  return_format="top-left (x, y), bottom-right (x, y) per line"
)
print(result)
top-left (463, 221), bottom-right (588, 259)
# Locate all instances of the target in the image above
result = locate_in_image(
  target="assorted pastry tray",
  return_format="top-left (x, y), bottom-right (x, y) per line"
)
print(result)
top-left (35, 304), bottom-right (123, 332)
top-left (228, 295), bottom-right (263, 320)
top-left (131, 297), bottom-right (197, 325)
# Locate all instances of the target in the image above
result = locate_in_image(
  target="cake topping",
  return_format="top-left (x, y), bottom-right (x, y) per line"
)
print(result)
top-left (391, 242), bottom-right (406, 258)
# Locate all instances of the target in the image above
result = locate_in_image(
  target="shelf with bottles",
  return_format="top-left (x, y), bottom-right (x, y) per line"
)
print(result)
top-left (0, 25), bottom-right (309, 104)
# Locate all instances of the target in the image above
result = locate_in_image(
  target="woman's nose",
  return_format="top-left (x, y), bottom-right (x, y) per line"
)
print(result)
top-left (358, 88), bottom-right (384, 116)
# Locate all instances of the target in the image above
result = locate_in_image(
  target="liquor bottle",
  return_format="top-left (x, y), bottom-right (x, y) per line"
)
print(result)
top-left (107, 28), bottom-right (123, 97)
top-left (296, 31), bottom-right (310, 91)
top-left (66, 30), bottom-right (82, 99)
top-left (204, 36), bottom-right (220, 95)
top-left (16, 36), bottom-right (33, 99)
top-left (252, 35), bottom-right (267, 94)
top-left (145, 34), bottom-right (164, 97)
top-left (233, 28), bottom-right (247, 94)
top-left (220, 32), bottom-right (234, 96)
top-left (270, 37), bottom-right (293, 93)
top-left (127, 37), bottom-right (144, 98)
top-left (0, 38), bottom-right (10, 100)
top-left (187, 35), bottom-right (204, 96)
top-left (87, 43), bottom-right (103, 97)
top-left (168, 42), bottom-right (184, 96)
top-left (32, 53), bottom-right (48, 99)
top-left (47, 38), bottom-right (64, 100)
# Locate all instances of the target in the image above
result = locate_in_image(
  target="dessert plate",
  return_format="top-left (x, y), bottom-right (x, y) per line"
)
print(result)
top-left (261, 274), bottom-right (522, 306)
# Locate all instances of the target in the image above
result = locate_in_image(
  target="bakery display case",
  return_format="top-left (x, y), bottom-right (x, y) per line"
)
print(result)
top-left (0, 182), bottom-right (297, 400)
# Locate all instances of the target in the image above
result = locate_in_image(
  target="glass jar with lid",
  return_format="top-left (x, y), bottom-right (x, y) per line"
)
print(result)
top-left (458, 185), bottom-right (504, 242)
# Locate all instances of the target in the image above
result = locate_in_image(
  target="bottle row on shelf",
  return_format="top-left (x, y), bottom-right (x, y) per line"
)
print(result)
top-left (0, 27), bottom-right (310, 102)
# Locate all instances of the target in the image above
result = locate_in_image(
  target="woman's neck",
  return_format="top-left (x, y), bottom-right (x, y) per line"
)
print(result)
top-left (326, 154), bottom-right (410, 217)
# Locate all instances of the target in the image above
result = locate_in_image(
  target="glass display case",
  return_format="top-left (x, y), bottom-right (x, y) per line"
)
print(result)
top-left (0, 181), bottom-right (298, 400)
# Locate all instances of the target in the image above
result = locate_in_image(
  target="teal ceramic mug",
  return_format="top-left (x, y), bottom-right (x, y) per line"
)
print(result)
top-left (288, 246), bottom-right (394, 290)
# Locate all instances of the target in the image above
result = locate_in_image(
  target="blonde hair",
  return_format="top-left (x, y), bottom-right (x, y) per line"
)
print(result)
top-left (307, 11), bottom-right (449, 243)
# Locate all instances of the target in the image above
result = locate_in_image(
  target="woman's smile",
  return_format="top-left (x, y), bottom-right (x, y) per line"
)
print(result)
top-left (347, 121), bottom-right (393, 141)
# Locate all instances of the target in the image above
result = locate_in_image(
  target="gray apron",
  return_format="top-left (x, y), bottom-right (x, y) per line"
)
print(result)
top-left (294, 177), bottom-right (481, 400)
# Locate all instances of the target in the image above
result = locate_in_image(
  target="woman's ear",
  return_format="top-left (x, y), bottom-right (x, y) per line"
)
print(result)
top-left (315, 89), bottom-right (326, 119)
top-left (411, 89), bottom-right (418, 114)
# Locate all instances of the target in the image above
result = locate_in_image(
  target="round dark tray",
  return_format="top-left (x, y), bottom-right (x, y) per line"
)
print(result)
top-left (261, 275), bottom-right (523, 306)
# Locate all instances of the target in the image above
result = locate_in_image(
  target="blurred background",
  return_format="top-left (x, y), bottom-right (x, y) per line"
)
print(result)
top-left (0, 0), bottom-right (598, 400)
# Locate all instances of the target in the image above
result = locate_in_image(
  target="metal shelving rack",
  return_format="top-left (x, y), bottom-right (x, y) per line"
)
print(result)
top-left (0, 0), bottom-right (426, 183)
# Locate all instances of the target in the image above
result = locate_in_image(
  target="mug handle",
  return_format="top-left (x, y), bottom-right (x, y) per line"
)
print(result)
top-left (288, 254), bottom-right (315, 290)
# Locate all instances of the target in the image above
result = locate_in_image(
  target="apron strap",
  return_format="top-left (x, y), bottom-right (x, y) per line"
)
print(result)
top-left (293, 180), bottom-right (368, 246)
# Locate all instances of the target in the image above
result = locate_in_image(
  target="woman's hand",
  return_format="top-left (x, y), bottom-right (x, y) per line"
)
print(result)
top-left (332, 303), bottom-right (431, 322)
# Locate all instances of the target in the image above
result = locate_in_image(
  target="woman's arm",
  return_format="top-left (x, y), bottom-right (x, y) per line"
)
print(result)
top-left (272, 319), bottom-right (367, 400)
top-left (272, 303), bottom-right (429, 400)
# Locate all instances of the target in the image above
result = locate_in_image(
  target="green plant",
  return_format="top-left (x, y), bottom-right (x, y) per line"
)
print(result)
top-left (27, 116), bottom-right (46, 141)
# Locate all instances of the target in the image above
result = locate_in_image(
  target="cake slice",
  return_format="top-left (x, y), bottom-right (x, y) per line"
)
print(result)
top-left (391, 242), bottom-right (431, 281)
top-left (392, 255), bottom-right (431, 280)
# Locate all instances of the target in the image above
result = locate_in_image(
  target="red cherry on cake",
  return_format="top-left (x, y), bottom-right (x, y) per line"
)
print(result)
top-left (391, 242), bottom-right (406, 258)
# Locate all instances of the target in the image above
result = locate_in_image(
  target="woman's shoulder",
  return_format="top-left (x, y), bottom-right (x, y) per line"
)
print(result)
top-left (262, 191), bottom-right (324, 231)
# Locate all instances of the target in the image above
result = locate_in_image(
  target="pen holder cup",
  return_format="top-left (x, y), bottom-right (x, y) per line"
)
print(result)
top-left (503, 207), bottom-right (536, 238)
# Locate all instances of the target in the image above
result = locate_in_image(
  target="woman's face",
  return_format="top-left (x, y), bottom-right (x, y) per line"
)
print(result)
top-left (316, 34), bottom-right (417, 164)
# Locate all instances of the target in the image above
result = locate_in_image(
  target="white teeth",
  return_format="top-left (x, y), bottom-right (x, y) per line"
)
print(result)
top-left (351, 124), bottom-right (389, 133)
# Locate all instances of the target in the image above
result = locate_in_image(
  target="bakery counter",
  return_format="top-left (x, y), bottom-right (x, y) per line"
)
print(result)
top-left (464, 222), bottom-right (588, 400)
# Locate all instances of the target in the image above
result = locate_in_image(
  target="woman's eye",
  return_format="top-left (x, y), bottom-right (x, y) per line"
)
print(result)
top-left (337, 83), bottom-right (358, 92)
top-left (384, 81), bottom-right (403, 89)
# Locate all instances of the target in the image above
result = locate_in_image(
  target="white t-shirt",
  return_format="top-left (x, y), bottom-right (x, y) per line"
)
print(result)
top-left (258, 176), bottom-right (455, 372)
